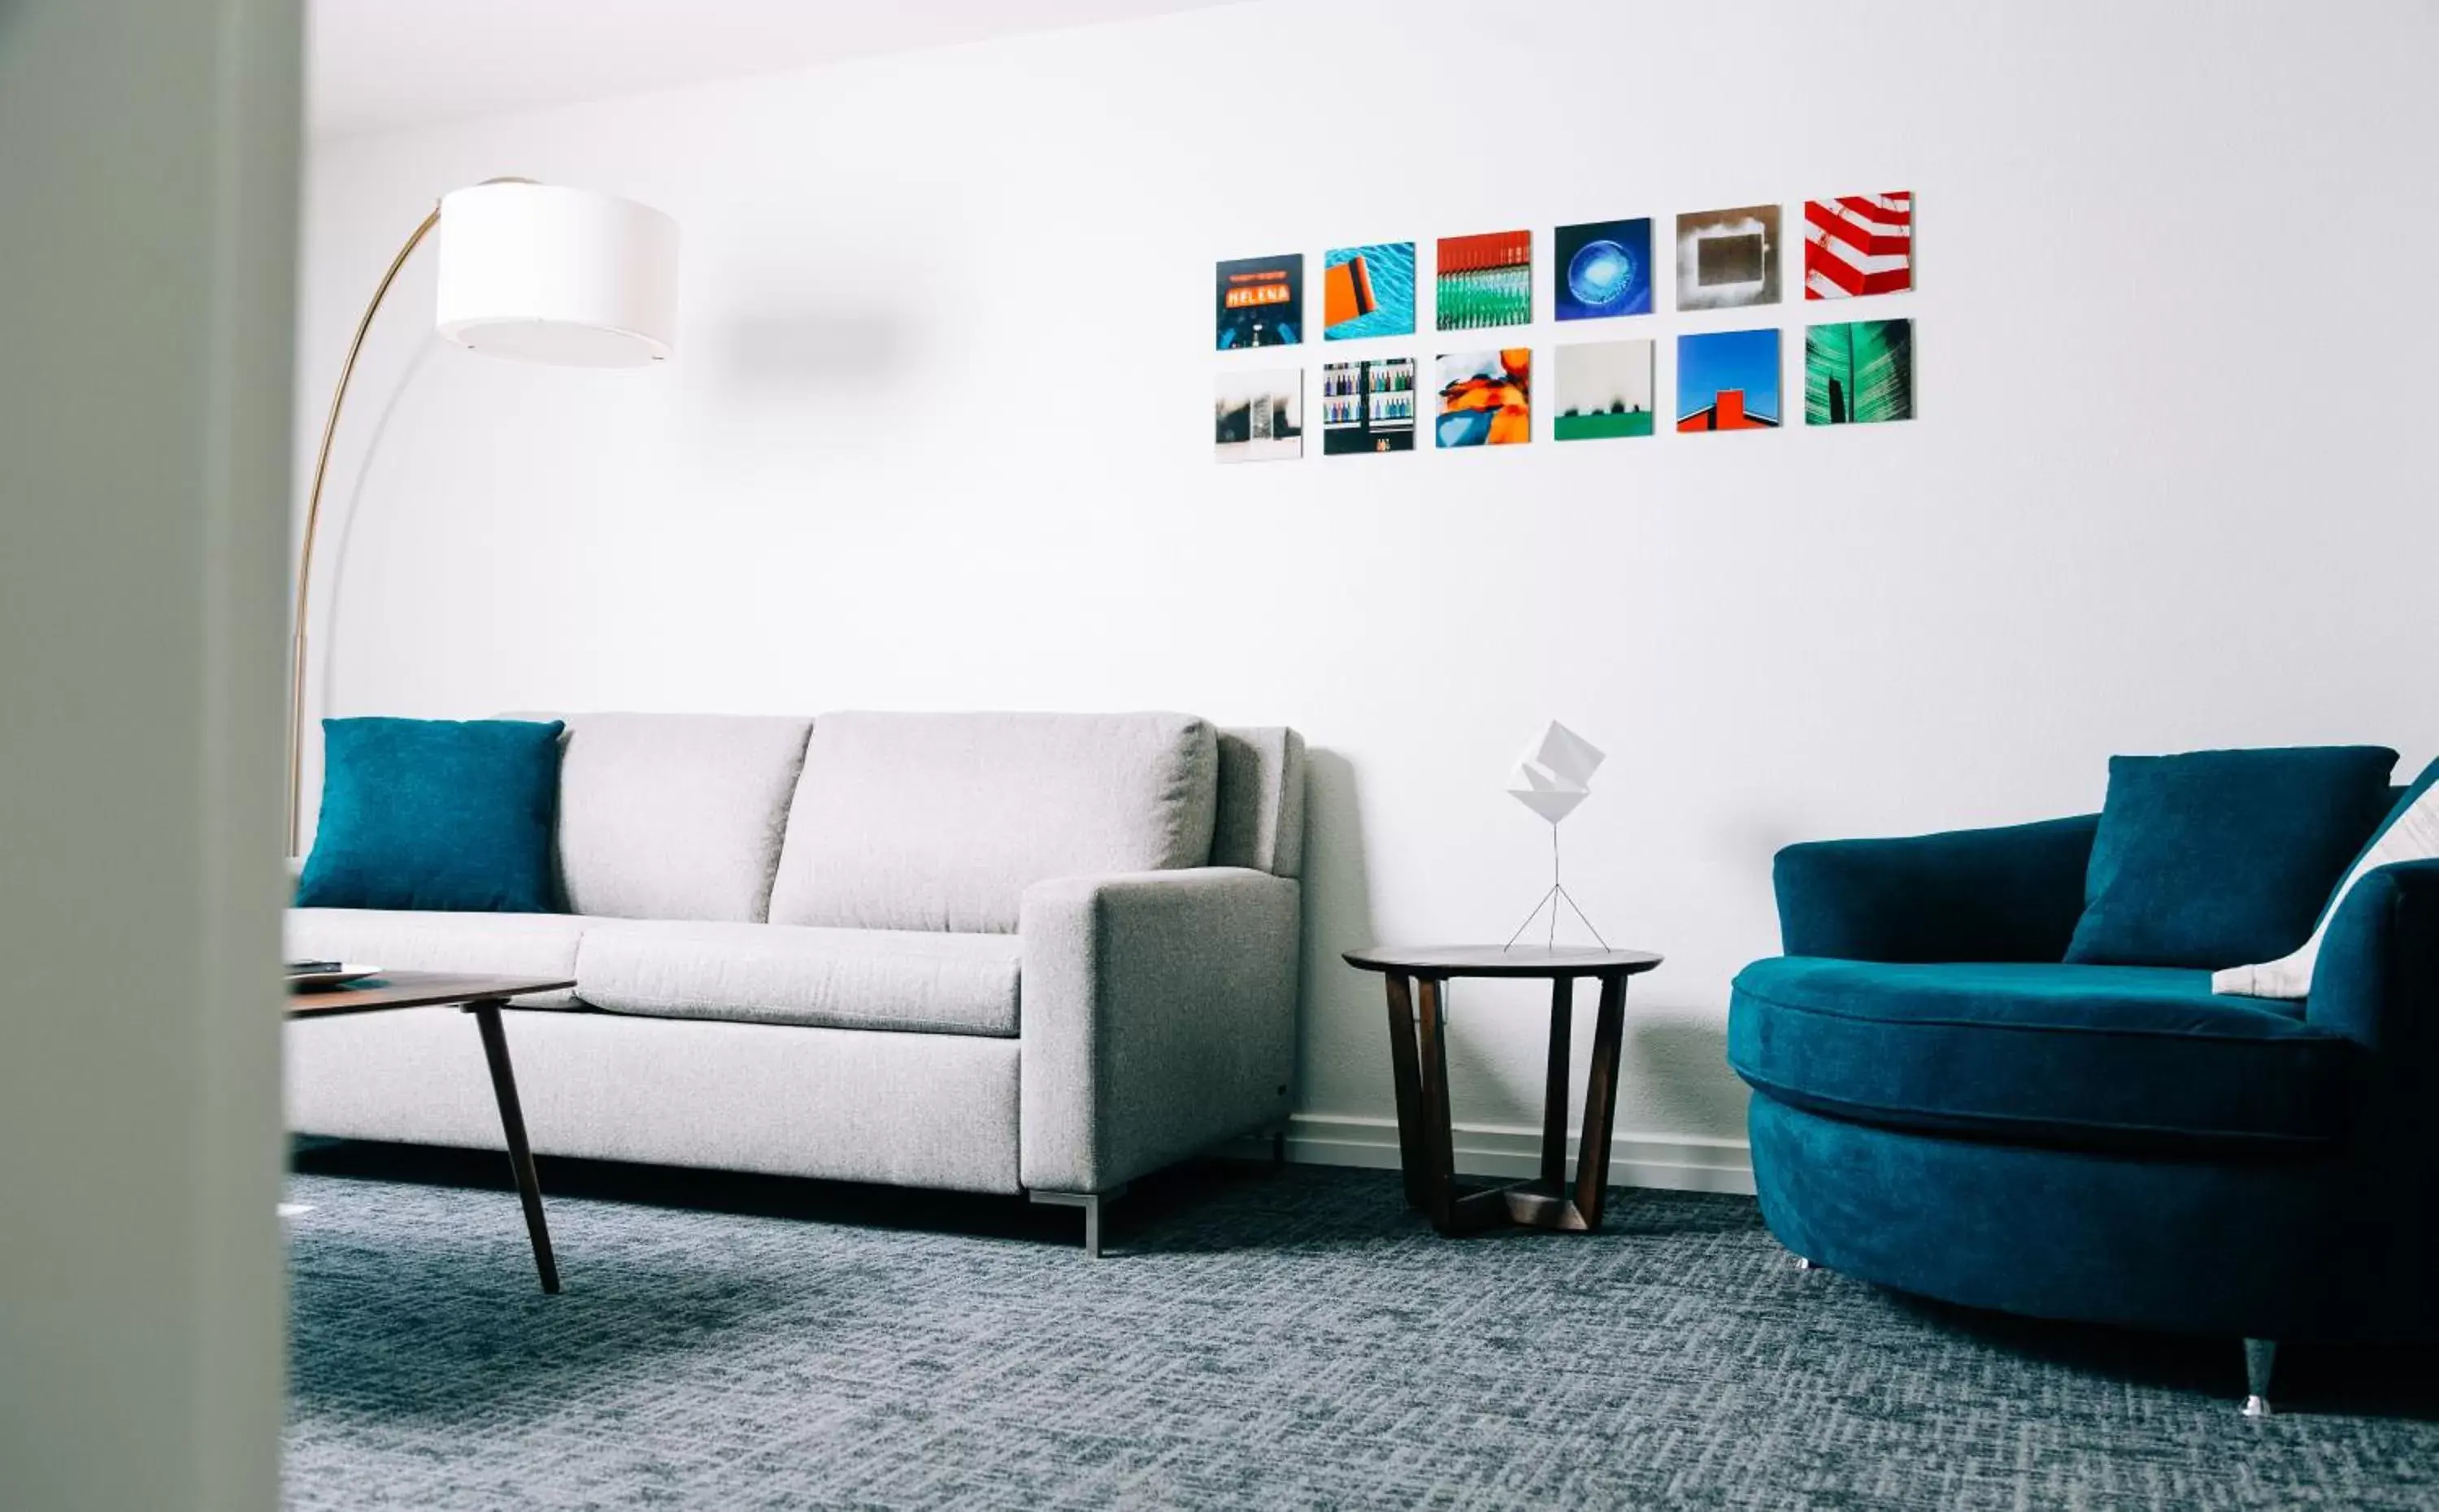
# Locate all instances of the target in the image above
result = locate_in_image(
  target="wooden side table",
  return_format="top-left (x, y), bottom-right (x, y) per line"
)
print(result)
top-left (1343, 945), bottom-right (1663, 1236)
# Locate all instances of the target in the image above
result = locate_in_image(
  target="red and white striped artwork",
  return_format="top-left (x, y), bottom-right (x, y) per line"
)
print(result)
top-left (1803, 192), bottom-right (1912, 300)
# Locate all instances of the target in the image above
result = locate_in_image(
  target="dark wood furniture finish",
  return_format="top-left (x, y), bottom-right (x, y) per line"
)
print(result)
top-left (288, 971), bottom-right (576, 1293)
top-left (1342, 945), bottom-right (1663, 1237)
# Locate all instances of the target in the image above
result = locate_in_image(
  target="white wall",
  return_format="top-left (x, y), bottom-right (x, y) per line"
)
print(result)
top-left (2, 1), bottom-right (299, 1506)
top-left (296, 0), bottom-right (2439, 1188)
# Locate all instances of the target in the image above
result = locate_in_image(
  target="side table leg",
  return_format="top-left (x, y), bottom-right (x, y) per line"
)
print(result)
top-left (1382, 974), bottom-right (1428, 1210)
top-left (1541, 975), bottom-right (1574, 1188)
top-left (1415, 976), bottom-right (1459, 1232)
top-left (467, 1000), bottom-right (560, 1294)
top-left (1572, 974), bottom-right (1628, 1231)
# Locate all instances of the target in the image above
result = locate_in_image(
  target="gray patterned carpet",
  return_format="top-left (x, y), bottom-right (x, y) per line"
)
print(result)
top-left (285, 1147), bottom-right (2439, 1510)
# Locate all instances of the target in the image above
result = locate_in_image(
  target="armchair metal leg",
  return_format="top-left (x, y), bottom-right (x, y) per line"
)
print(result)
top-left (1030, 1186), bottom-right (1128, 1259)
top-left (2241, 1338), bottom-right (2277, 1418)
top-left (1792, 1255), bottom-right (1816, 1272)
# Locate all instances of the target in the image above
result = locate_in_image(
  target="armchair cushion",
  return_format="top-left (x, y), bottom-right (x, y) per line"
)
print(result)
top-left (1729, 958), bottom-right (2354, 1151)
top-left (2064, 745), bottom-right (2397, 969)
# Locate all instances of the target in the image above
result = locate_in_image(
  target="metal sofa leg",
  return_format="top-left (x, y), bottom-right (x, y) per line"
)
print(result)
top-left (2241, 1338), bottom-right (2278, 1419)
top-left (1029, 1186), bottom-right (1128, 1259)
top-left (1792, 1254), bottom-right (1816, 1271)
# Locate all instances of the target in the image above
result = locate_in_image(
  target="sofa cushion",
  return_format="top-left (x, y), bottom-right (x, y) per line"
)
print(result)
top-left (295, 717), bottom-right (564, 913)
top-left (573, 919), bottom-right (1023, 1036)
top-left (1728, 957), bottom-right (2356, 1150)
top-left (525, 712), bottom-right (814, 923)
top-left (2064, 745), bottom-right (2398, 969)
top-left (285, 908), bottom-right (596, 1006)
top-left (767, 711), bottom-right (1220, 934)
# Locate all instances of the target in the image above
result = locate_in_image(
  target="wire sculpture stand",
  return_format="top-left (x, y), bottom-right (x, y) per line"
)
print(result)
top-left (1502, 822), bottom-right (1610, 951)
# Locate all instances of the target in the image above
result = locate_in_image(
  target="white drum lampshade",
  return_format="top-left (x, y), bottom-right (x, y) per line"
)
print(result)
top-left (434, 180), bottom-right (679, 367)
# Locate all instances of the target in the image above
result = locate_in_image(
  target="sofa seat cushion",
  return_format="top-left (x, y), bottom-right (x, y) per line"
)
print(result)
top-left (285, 908), bottom-right (597, 1006)
top-left (1728, 958), bottom-right (2356, 1151)
top-left (573, 920), bottom-right (1023, 1036)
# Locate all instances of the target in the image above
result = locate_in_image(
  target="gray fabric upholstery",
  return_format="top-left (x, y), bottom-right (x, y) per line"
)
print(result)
top-left (285, 908), bottom-right (596, 1007)
top-left (1214, 727), bottom-right (1308, 878)
top-left (528, 713), bottom-right (813, 923)
top-left (1018, 867), bottom-right (1300, 1192)
top-left (286, 1009), bottom-right (1021, 1193)
top-left (285, 712), bottom-right (1306, 1204)
top-left (767, 711), bottom-right (1220, 935)
top-left (574, 920), bottom-right (1022, 1036)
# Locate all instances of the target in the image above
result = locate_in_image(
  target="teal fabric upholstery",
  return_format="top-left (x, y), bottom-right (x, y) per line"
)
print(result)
top-left (1731, 785), bottom-right (2439, 1348)
top-left (296, 717), bottom-right (566, 914)
top-left (2311, 758), bottom-right (2439, 941)
top-left (1747, 1097), bottom-right (2395, 1342)
top-left (1729, 958), bottom-right (2352, 1150)
top-left (2064, 745), bottom-right (2397, 968)
top-left (1774, 815), bottom-right (2097, 963)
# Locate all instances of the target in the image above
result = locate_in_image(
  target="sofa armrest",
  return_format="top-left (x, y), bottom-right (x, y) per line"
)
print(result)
top-left (1019, 867), bottom-right (1300, 1193)
top-left (2304, 859), bottom-right (2439, 1052)
top-left (1773, 815), bottom-right (2098, 963)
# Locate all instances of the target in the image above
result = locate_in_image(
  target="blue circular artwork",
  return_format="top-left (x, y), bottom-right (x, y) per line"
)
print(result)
top-left (1568, 240), bottom-right (1637, 311)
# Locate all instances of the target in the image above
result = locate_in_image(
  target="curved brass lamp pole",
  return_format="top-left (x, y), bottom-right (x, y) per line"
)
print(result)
top-left (286, 177), bottom-right (677, 855)
top-left (287, 202), bottom-right (440, 855)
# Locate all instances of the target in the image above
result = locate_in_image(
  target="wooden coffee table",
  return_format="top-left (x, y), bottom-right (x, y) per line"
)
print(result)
top-left (1342, 945), bottom-right (1663, 1237)
top-left (288, 971), bottom-right (576, 1293)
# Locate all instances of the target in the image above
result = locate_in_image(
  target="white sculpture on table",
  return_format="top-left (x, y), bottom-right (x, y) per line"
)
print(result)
top-left (1504, 720), bottom-right (1610, 950)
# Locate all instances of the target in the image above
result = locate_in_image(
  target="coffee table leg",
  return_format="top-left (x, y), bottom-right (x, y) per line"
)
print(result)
top-left (1381, 975), bottom-right (1428, 1210)
top-left (1572, 974), bottom-right (1629, 1231)
top-left (1414, 976), bottom-right (1459, 1233)
top-left (467, 1000), bottom-right (559, 1294)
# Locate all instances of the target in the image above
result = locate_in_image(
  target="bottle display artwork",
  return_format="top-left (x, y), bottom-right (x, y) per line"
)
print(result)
top-left (1436, 231), bottom-right (1533, 331)
top-left (1322, 358), bottom-right (1417, 454)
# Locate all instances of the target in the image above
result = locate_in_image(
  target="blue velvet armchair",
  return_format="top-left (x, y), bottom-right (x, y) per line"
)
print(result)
top-left (1727, 809), bottom-right (2439, 1414)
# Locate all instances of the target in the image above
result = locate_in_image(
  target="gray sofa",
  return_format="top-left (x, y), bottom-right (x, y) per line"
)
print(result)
top-left (285, 710), bottom-right (1306, 1253)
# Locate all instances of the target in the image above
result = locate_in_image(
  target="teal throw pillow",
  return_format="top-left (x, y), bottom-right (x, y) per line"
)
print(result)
top-left (2064, 745), bottom-right (2398, 969)
top-left (295, 717), bottom-right (566, 913)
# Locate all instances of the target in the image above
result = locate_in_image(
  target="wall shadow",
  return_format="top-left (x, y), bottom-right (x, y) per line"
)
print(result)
top-left (707, 310), bottom-right (911, 390)
top-left (1294, 747), bottom-right (1376, 1118)
top-left (1623, 1013), bottom-right (1749, 1141)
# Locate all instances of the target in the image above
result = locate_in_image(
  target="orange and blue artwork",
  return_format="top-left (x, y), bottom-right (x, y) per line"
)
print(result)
top-left (1324, 243), bottom-right (1415, 340)
top-left (1436, 349), bottom-right (1531, 447)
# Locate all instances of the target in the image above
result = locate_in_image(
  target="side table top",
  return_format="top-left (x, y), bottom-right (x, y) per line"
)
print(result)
top-left (1342, 944), bottom-right (1663, 979)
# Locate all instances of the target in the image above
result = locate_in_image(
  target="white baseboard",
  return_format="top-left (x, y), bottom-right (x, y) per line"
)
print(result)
top-left (1221, 1113), bottom-right (1755, 1197)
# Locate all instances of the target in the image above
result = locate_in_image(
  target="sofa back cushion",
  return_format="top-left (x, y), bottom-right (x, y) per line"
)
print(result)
top-left (533, 713), bottom-right (814, 922)
top-left (767, 711), bottom-right (1220, 934)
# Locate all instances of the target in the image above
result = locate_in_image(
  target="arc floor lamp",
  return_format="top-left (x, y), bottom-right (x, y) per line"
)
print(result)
top-left (289, 179), bottom-right (680, 854)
